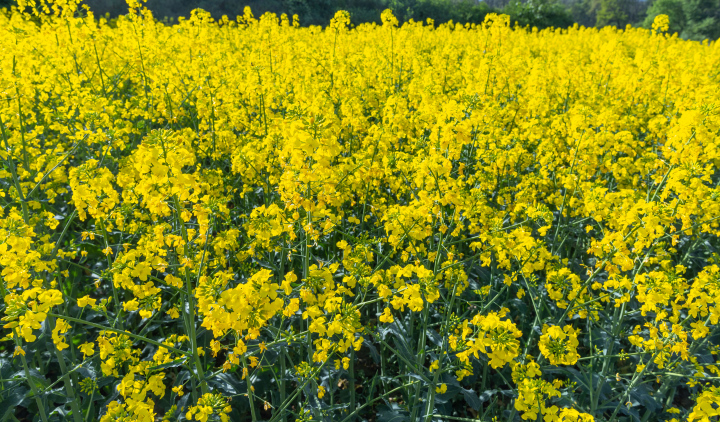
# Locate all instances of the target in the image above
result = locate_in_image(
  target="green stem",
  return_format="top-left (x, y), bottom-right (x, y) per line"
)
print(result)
top-left (48, 313), bottom-right (191, 356)
top-left (0, 113), bottom-right (29, 224)
top-left (608, 350), bottom-right (661, 421)
top-left (51, 210), bottom-right (77, 257)
top-left (98, 219), bottom-right (122, 329)
top-left (349, 348), bottom-right (356, 420)
top-left (14, 84), bottom-right (30, 172)
top-left (242, 356), bottom-right (258, 422)
top-left (267, 358), bottom-right (331, 422)
top-left (424, 367), bottom-right (441, 422)
top-left (340, 381), bottom-right (419, 422)
top-left (49, 317), bottom-right (83, 422)
top-left (280, 351), bottom-right (287, 422)
top-left (13, 331), bottom-right (49, 422)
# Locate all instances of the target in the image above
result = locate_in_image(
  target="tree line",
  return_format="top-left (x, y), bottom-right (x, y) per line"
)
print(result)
top-left (1, 0), bottom-right (719, 40)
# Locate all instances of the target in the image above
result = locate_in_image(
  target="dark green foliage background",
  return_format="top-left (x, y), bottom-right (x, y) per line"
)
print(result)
top-left (643, 0), bottom-right (720, 41)
top-left (1, 0), bottom-right (718, 40)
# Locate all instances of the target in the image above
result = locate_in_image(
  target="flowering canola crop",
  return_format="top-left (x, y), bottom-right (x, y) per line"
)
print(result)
top-left (1, 2), bottom-right (720, 421)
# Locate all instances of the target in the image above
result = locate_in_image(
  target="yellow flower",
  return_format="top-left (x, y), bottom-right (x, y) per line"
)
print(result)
top-left (123, 299), bottom-right (139, 312)
top-left (4, 5), bottom-right (720, 421)
top-left (435, 383), bottom-right (447, 394)
top-left (538, 325), bottom-right (580, 366)
top-left (77, 295), bottom-right (97, 308)
top-left (379, 307), bottom-right (394, 323)
top-left (52, 319), bottom-right (71, 351)
top-left (79, 342), bottom-right (95, 358)
top-left (652, 14), bottom-right (670, 32)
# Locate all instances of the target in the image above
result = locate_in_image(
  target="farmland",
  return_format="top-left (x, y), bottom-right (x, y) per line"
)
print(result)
top-left (1, 2), bottom-right (720, 421)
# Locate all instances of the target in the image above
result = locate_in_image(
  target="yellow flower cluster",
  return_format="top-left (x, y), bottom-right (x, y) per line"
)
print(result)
top-left (538, 325), bottom-right (580, 366)
top-left (0, 2), bottom-right (718, 420)
top-left (186, 393), bottom-right (231, 422)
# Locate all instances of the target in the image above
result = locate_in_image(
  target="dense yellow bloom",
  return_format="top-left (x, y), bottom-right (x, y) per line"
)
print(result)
top-left (652, 14), bottom-right (670, 33)
top-left (688, 387), bottom-right (720, 422)
top-left (186, 393), bottom-right (231, 422)
top-left (538, 325), bottom-right (580, 366)
top-left (455, 311), bottom-right (523, 370)
top-left (1, 2), bottom-right (719, 420)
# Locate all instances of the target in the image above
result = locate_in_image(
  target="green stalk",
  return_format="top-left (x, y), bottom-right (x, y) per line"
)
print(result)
top-left (13, 331), bottom-right (49, 422)
top-left (98, 219), bottom-right (123, 329)
top-left (48, 313), bottom-right (191, 356)
top-left (49, 317), bottom-right (83, 422)
top-left (424, 365), bottom-right (441, 422)
top-left (171, 195), bottom-right (209, 395)
top-left (242, 356), bottom-right (258, 421)
top-left (590, 304), bottom-right (621, 414)
top-left (551, 133), bottom-right (584, 255)
top-left (0, 114), bottom-right (30, 224)
top-left (50, 210), bottom-right (77, 259)
top-left (304, 209), bottom-right (311, 280)
top-left (410, 304), bottom-right (431, 421)
top-left (339, 381), bottom-right (419, 422)
top-left (280, 351), bottom-right (287, 422)
top-left (83, 383), bottom-right (95, 422)
top-left (304, 207), bottom-right (314, 365)
top-left (267, 358), bottom-right (331, 422)
top-left (373, 337), bottom-right (430, 382)
top-left (190, 216), bottom-right (214, 395)
top-left (14, 83), bottom-right (30, 172)
top-left (349, 348), bottom-right (356, 420)
top-left (92, 39), bottom-right (107, 97)
top-left (607, 350), bottom-right (661, 421)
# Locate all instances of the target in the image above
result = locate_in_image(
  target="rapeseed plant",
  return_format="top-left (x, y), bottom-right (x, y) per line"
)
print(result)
top-left (0, 3), bottom-right (718, 420)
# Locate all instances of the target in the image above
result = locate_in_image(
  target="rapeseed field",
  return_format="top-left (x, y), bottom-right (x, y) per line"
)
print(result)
top-left (1, 1), bottom-right (719, 420)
